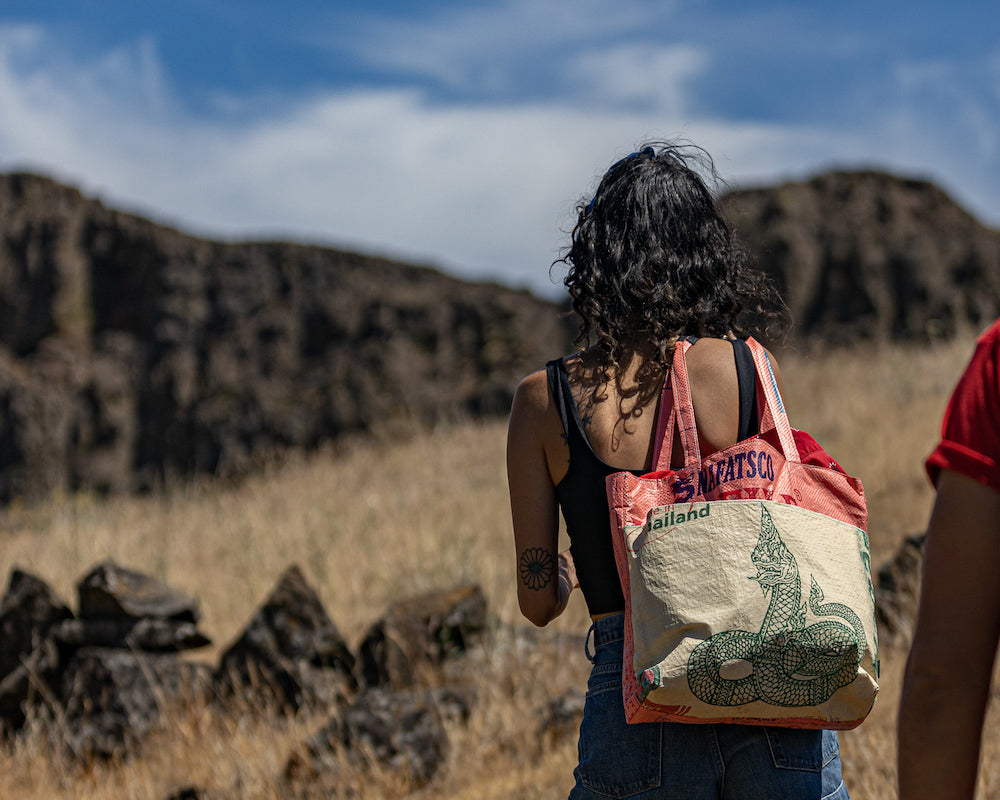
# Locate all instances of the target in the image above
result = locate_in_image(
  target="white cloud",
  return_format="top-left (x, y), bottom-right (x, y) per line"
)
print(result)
top-left (313, 0), bottom-right (678, 95)
top-left (565, 43), bottom-right (709, 114)
top-left (0, 21), bottom-right (997, 302)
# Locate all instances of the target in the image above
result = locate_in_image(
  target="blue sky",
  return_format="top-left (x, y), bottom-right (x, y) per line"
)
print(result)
top-left (0, 1), bottom-right (997, 297)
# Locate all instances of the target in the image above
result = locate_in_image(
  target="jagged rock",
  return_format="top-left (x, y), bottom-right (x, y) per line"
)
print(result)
top-left (0, 568), bottom-right (73, 680)
top-left (216, 565), bottom-right (356, 712)
top-left (77, 561), bottom-right (201, 622)
top-left (875, 533), bottom-right (926, 646)
top-left (52, 617), bottom-right (211, 652)
top-left (0, 563), bottom-right (211, 742)
top-left (59, 647), bottom-right (213, 761)
top-left (284, 687), bottom-right (467, 794)
top-left (359, 584), bottom-right (488, 688)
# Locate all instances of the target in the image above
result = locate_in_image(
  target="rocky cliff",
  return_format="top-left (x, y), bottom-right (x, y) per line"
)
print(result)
top-left (722, 170), bottom-right (1000, 341)
top-left (1, 168), bottom-right (998, 502)
top-left (0, 173), bottom-right (574, 501)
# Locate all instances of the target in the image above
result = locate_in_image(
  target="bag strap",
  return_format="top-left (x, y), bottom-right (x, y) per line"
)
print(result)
top-left (651, 339), bottom-right (700, 471)
top-left (651, 337), bottom-right (799, 471)
top-left (649, 378), bottom-right (676, 472)
top-left (746, 337), bottom-right (799, 464)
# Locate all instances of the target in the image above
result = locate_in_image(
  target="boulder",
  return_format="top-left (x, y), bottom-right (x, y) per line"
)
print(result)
top-left (0, 562), bottom-right (211, 748)
top-left (0, 569), bottom-right (73, 680)
top-left (52, 617), bottom-right (211, 652)
top-left (216, 565), bottom-right (356, 712)
top-left (0, 636), bottom-right (61, 732)
top-left (359, 585), bottom-right (488, 688)
top-left (59, 647), bottom-right (213, 761)
top-left (538, 689), bottom-right (586, 744)
top-left (284, 687), bottom-right (469, 794)
top-left (77, 561), bottom-right (201, 623)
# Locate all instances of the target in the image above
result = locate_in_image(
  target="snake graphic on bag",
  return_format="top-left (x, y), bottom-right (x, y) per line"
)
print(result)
top-left (686, 504), bottom-right (865, 707)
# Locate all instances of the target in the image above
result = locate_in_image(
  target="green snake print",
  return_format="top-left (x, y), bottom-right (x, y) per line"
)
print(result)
top-left (685, 504), bottom-right (864, 707)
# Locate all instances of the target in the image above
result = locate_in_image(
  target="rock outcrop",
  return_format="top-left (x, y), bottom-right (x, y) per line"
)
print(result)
top-left (0, 563), bottom-right (213, 756)
top-left (358, 585), bottom-right (489, 688)
top-left (2, 168), bottom-right (999, 501)
top-left (0, 559), bottom-right (488, 788)
top-left (216, 565), bottom-right (356, 710)
top-left (0, 172), bottom-right (574, 503)
top-left (722, 170), bottom-right (1000, 341)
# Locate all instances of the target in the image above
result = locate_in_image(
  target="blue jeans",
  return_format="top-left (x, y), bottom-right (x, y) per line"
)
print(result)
top-left (569, 614), bottom-right (849, 800)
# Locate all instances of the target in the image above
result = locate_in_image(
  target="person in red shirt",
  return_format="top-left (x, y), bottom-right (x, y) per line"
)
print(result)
top-left (899, 318), bottom-right (1000, 800)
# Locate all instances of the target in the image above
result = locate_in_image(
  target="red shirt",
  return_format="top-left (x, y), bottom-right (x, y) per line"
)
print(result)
top-left (926, 319), bottom-right (1000, 493)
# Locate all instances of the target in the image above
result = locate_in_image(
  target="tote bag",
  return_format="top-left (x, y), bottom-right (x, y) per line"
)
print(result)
top-left (606, 338), bottom-right (878, 729)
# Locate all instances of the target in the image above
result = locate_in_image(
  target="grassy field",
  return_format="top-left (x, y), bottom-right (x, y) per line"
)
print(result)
top-left (0, 332), bottom-right (996, 798)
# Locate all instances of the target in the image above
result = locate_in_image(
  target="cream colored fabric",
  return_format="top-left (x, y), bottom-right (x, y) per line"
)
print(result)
top-left (624, 499), bottom-right (878, 727)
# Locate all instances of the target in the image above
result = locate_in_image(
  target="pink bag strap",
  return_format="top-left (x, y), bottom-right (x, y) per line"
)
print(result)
top-left (746, 337), bottom-right (799, 464)
top-left (650, 337), bottom-right (800, 471)
top-left (649, 379), bottom-right (676, 472)
top-left (651, 339), bottom-right (701, 471)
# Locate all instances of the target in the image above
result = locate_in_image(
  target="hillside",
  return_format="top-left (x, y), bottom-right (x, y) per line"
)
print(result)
top-left (722, 170), bottom-right (1000, 341)
top-left (1, 168), bottom-right (998, 501)
top-left (0, 173), bottom-right (574, 502)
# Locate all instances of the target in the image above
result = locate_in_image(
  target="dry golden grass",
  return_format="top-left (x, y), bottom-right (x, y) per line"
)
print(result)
top-left (0, 332), bottom-right (990, 799)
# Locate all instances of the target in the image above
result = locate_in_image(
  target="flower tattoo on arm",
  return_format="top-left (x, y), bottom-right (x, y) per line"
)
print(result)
top-left (519, 547), bottom-right (555, 590)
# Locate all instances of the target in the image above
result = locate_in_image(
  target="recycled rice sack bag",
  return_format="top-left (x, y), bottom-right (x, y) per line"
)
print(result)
top-left (606, 338), bottom-right (878, 729)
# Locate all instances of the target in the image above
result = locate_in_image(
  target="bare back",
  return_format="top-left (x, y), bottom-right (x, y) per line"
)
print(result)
top-left (543, 338), bottom-right (783, 484)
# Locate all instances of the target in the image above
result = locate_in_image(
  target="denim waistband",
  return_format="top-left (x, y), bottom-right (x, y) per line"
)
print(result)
top-left (585, 612), bottom-right (625, 660)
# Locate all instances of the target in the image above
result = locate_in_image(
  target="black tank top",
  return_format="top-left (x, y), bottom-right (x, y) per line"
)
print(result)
top-left (546, 339), bottom-right (758, 616)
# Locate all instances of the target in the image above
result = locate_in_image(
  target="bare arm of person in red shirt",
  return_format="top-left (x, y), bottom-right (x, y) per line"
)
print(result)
top-left (898, 469), bottom-right (1000, 800)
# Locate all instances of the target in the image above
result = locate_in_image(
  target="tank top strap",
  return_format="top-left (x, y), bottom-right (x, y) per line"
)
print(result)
top-left (732, 339), bottom-right (760, 440)
top-left (545, 359), bottom-right (572, 441)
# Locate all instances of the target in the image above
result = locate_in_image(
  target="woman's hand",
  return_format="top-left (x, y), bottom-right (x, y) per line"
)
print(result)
top-left (556, 549), bottom-right (580, 614)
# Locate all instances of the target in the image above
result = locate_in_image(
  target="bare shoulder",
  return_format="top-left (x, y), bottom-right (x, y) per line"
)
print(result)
top-left (685, 336), bottom-right (782, 364)
top-left (508, 364), bottom-right (568, 483)
top-left (686, 336), bottom-right (740, 359)
top-left (511, 368), bottom-right (552, 418)
top-left (686, 337), bottom-right (786, 395)
top-left (685, 338), bottom-right (740, 384)
top-left (508, 366), bottom-right (562, 448)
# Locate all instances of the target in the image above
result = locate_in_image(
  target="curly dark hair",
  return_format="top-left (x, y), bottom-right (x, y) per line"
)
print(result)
top-left (556, 142), bottom-right (787, 378)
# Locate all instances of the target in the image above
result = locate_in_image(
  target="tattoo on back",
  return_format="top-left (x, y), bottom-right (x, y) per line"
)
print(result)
top-left (519, 547), bottom-right (555, 590)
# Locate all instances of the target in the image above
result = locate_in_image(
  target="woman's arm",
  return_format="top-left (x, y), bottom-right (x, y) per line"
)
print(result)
top-left (506, 370), bottom-right (578, 626)
top-left (898, 469), bottom-right (1000, 800)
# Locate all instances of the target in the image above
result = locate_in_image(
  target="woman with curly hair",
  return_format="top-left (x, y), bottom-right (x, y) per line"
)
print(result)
top-left (506, 142), bottom-right (850, 799)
